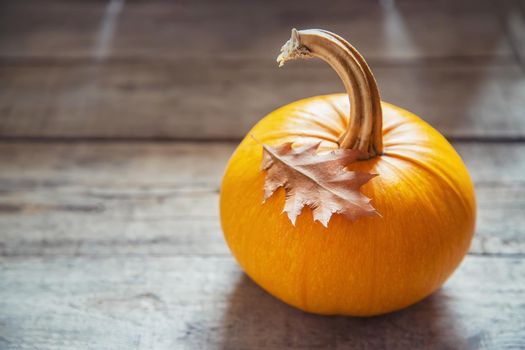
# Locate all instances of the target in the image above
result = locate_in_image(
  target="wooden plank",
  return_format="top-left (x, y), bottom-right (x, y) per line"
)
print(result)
top-left (0, 255), bottom-right (523, 349)
top-left (0, 142), bottom-right (524, 257)
top-left (0, 1), bottom-right (105, 59)
top-left (1, 0), bottom-right (520, 139)
top-left (112, 0), bottom-right (512, 62)
top-left (500, 0), bottom-right (525, 69)
top-left (1, 61), bottom-right (524, 139)
top-left (0, 0), bottom-right (512, 61)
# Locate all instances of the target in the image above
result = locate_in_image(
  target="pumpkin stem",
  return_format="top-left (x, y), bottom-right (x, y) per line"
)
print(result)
top-left (277, 29), bottom-right (383, 158)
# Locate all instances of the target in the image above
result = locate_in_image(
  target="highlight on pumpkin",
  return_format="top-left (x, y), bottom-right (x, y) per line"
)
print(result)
top-left (220, 28), bottom-right (476, 316)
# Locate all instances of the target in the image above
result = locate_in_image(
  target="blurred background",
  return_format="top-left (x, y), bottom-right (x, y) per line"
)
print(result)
top-left (1, 1), bottom-right (525, 349)
top-left (1, 0), bottom-right (524, 140)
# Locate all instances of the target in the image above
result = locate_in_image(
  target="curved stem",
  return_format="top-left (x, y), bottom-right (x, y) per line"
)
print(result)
top-left (277, 29), bottom-right (383, 158)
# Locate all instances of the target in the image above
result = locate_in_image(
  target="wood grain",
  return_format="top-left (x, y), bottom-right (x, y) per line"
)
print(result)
top-left (1, 1), bottom-right (524, 347)
top-left (1, 142), bottom-right (523, 257)
top-left (0, 0), bottom-right (512, 61)
top-left (0, 255), bottom-right (523, 349)
top-left (500, 0), bottom-right (525, 67)
top-left (1, 0), bottom-right (523, 139)
top-left (1, 61), bottom-right (524, 139)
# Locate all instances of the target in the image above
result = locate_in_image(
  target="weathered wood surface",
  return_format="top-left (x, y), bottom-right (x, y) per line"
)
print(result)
top-left (1, 255), bottom-right (524, 350)
top-left (0, 0), bottom-right (512, 61)
top-left (1, 62), bottom-right (525, 139)
top-left (0, 141), bottom-right (524, 257)
top-left (500, 0), bottom-right (525, 67)
top-left (1, 0), bottom-right (525, 348)
top-left (1, 0), bottom-right (524, 140)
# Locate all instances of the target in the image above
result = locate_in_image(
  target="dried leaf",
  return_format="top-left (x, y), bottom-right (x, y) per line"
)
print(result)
top-left (261, 142), bottom-right (378, 227)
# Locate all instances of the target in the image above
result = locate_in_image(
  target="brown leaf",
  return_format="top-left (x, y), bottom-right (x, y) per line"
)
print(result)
top-left (261, 142), bottom-right (378, 227)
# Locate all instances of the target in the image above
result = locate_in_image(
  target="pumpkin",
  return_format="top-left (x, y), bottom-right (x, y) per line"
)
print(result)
top-left (220, 29), bottom-right (476, 316)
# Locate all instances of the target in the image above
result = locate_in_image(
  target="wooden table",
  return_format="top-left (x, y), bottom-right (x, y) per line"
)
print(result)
top-left (1, 1), bottom-right (524, 349)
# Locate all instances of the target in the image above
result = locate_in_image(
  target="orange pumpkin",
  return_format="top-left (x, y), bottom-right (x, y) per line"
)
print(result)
top-left (220, 29), bottom-right (476, 316)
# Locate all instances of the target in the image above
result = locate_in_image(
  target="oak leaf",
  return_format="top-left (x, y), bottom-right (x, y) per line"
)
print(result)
top-left (261, 142), bottom-right (378, 227)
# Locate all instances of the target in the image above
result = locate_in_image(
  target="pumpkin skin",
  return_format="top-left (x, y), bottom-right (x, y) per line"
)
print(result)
top-left (220, 94), bottom-right (476, 316)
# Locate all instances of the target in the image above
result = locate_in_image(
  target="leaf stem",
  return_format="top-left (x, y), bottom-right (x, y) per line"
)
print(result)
top-left (277, 29), bottom-right (383, 158)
